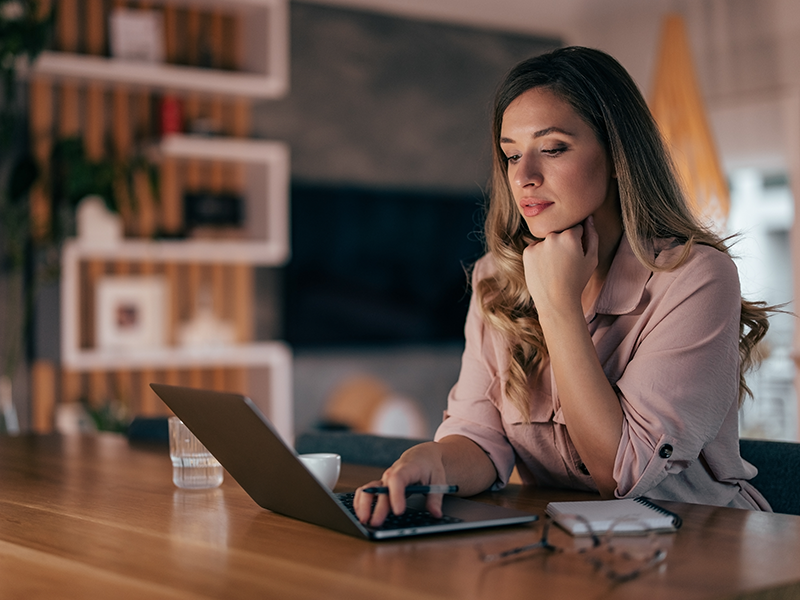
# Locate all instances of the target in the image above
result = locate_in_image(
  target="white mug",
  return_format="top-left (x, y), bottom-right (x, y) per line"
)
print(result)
top-left (299, 453), bottom-right (341, 490)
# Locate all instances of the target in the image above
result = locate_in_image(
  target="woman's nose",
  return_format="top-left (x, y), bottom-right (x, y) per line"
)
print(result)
top-left (513, 155), bottom-right (543, 188)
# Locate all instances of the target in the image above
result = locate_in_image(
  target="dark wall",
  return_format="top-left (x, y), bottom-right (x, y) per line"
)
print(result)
top-left (254, 2), bottom-right (561, 191)
top-left (252, 3), bottom-right (561, 346)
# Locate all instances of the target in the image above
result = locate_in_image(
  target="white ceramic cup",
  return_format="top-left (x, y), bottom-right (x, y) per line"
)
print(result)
top-left (299, 453), bottom-right (341, 490)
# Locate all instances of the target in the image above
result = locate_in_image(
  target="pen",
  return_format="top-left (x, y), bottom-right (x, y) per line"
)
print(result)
top-left (361, 485), bottom-right (459, 495)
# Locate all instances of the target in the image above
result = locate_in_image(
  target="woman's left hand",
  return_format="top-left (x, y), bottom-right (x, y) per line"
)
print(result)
top-left (522, 215), bottom-right (599, 313)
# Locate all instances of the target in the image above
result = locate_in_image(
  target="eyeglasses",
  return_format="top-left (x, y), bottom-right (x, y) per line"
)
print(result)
top-left (478, 514), bottom-right (669, 583)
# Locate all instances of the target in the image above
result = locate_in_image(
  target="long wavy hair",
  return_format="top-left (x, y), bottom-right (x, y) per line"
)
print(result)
top-left (478, 46), bottom-right (770, 417)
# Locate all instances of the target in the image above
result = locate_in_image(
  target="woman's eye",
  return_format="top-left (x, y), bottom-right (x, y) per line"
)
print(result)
top-left (542, 145), bottom-right (567, 155)
top-left (505, 154), bottom-right (521, 164)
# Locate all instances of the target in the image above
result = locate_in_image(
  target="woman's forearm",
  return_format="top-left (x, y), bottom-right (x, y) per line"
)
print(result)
top-left (539, 302), bottom-right (623, 497)
top-left (435, 435), bottom-right (498, 496)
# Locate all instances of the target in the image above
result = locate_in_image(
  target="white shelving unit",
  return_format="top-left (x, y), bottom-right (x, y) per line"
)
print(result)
top-left (48, 0), bottom-right (294, 439)
top-left (31, 0), bottom-right (289, 99)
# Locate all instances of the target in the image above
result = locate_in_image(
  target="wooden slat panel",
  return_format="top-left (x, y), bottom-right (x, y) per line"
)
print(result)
top-left (80, 260), bottom-right (107, 349)
top-left (185, 6), bottom-right (201, 66)
top-left (85, 0), bottom-right (106, 55)
top-left (88, 370), bottom-right (109, 408)
top-left (232, 264), bottom-right (253, 343)
top-left (112, 86), bottom-right (134, 234)
top-left (134, 168), bottom-right (157, 238)
top-left (115, 369), bottom-right (133, 413)
top-left (112, 87), bottom-right (131, 159)
top-left (84, 84), bottom-right (105, 161)
top-left (210, 10), bottom-right (225, 70)
top-left (231, 98), bottom-right (251, 137)
top-left (159, 157), bottom-right (181, 234)
top-left (57, 0), bottom-right (79, 52)
top-left (31, 360), bottom-right (56, 434)
top-left (60, 370), bottom-right (82, 406)
top-left (221, 13), bottom-right (238, 71)
top-left (29, 79), bottom-right (53, 241)
top-left (58, 83), bottom-right (81, 137)
top-left (163, 4), bottom-right (179, 64)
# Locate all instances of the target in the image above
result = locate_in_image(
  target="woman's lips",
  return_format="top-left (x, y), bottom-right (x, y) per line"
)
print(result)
top-left (520, 199), bottom-right (553, 217)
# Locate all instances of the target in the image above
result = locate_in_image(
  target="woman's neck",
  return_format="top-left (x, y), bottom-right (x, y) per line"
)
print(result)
top-left (582, 212), bottom-right (624, 314)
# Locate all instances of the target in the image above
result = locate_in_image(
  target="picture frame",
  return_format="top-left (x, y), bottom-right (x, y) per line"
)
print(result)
top-left (96, 276), bottom-right (167, 351)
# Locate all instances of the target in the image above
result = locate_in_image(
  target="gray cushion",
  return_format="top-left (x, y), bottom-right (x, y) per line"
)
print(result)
top-left (740, 438), bottom-right (800, 515)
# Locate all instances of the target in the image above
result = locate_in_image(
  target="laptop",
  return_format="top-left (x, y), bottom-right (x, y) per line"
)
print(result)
top-left (150, 383), bottom-right (538, 540)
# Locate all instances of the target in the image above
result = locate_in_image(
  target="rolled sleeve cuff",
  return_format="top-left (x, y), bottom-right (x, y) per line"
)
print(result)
top-left (614, 430), bottom-right (689, 498)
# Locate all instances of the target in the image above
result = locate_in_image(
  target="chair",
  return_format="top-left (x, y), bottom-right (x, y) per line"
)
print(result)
top-left (295, 430), bottom-right (427, 468)
top-left (739, 438), bottom-right (800, 515)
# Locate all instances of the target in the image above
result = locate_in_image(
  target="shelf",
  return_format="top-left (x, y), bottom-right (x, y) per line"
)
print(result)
top-left (59, 340), bottom-right (294, 441)
top-left (29, 0), bottom-right (289, 99)
top-left (60, 339), bottom-right (290, 372)
top-left (64, 135), bottom-right (290, 265)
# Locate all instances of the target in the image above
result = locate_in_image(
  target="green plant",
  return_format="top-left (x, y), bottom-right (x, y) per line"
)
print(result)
top-left (0, 0), bottom-right (53, 144)
top-left (0, 0), bottom-right (53, 389)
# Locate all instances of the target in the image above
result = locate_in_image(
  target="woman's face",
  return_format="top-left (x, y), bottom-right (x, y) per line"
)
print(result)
top-left (500, 87), bottom-right (619, 239)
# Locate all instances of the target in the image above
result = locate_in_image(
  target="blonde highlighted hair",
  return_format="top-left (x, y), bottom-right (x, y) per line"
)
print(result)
top-left (478, 46), bottom-right (770, 417)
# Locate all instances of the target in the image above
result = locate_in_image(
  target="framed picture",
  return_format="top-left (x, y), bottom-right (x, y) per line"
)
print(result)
top-left (96, 276), bottom-right (167, 351)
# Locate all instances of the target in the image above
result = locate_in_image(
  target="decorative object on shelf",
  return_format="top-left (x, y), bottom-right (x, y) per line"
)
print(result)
top-left (184, 191), bottom-right (244, 229)
top-left (177, 285), bottom-right (236, 349)
top-left (108, 7), bottom-right (164, 63)
top-left (159, 95), bottom-right (183, 136)
top-left (95, 275), bottom-right (168, 351)
top-left (76, 195), bottom-right (123, 248)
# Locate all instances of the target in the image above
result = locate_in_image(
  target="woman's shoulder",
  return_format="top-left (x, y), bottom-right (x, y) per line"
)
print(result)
top-left (653, 238), bottom-right (737, 273)
top-left (651, 238), bottom-right (739, 293)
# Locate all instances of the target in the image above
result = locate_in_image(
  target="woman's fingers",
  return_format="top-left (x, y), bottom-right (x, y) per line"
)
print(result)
top-left (353, 480), bottom-right (382, 523)
top-left (424, 493), bottom-right (444, 519)
top-left (354, 442), bottom-right (449, 527)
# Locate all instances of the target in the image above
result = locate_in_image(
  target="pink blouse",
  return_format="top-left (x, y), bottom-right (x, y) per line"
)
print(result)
top-left (435, 236), bottom-right (770, 510)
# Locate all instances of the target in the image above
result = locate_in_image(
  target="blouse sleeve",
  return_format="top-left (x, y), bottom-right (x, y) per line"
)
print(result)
top-left (612, 246), bottom-right (742, 498)
top-left (433, 257), bottom-right (516, 489)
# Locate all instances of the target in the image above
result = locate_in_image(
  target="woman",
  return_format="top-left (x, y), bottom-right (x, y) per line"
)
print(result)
top-left (354, 46), bottom-right (772, 527)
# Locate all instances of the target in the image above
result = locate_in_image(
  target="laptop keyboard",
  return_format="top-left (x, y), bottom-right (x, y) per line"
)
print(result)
top-left (337, 492), bottom-right (463, 531)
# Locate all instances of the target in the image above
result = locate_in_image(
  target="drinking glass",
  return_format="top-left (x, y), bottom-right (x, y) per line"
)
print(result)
top-left (168, 416), bottom-right (224, 489)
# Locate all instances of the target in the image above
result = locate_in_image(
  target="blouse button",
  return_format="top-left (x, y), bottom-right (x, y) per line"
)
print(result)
top-left (659, 444), bottom-right (674, 459)
top-left (578, 462), bottom-right (590, 476)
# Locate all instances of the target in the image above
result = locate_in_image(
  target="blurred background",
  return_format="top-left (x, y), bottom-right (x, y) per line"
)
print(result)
top-left (0, 0), bottom-right (796, 443)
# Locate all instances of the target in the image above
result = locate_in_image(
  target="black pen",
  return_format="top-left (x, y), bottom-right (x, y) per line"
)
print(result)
top-left (361, 484), bottom-right (458, 495)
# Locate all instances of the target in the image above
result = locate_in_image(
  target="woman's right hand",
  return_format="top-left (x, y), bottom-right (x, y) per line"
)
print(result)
top-left (353, 441), bottom-right (448, 527)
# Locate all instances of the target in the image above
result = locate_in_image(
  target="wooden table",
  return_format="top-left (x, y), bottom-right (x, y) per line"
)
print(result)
top-left (1, 433), bottom-right (800, 599)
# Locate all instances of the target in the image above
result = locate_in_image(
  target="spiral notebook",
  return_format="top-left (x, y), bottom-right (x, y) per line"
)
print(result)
top-left (545, 497), bottom-right (682, 536)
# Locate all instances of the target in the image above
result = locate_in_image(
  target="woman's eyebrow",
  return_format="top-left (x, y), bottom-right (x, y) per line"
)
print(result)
top-left (500, 127), bottom-right (574, 144)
